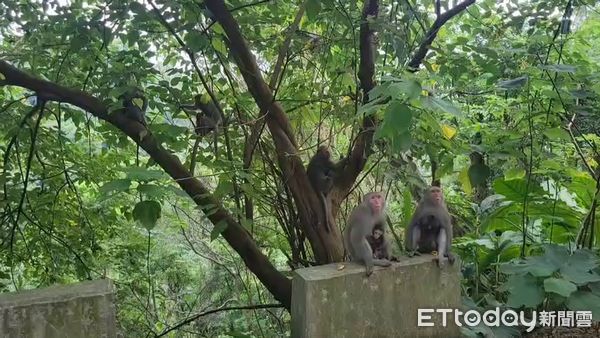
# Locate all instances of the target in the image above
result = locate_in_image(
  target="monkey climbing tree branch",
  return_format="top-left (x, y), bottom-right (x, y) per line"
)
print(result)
top-left (0, 59), bottom-right (292, 310)
top-left (205, 0), bottom-right (344, 263)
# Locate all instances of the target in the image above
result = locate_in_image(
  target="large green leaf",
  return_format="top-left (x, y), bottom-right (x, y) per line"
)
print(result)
top-left (566, 291), bottom-right (600, 319)
top-left (420, 96), bottom-right (461, 116)
top-left (383, 101), bottom-right (413, 133)
top-left (503, 274), bottom-right (545, 308)
top-left (543, 278), bottom-right (577, 297)
top-left (492, 178), bottom-right (545, 202)
top-left (468, 163), bottom-right (491, 186)
top-left (132, 200), bottom-right (162, 230)
top-left (99, 179), bottom-right (131, 196)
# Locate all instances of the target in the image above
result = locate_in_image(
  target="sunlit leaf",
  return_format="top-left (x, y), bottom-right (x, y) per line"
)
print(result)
top-left (441, 124), bottom-right (457, 140)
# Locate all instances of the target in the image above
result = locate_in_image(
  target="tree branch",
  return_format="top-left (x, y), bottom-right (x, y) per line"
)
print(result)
top-left (0, 59), bottom-right (292, 309)
top-left (333, 0), bottom-right (379, 200)
top-left (407, 0), bottom-right (475, 70)
top-left (242, 0), bottom-right (308, 220)
top-left (155, 301), bottom-right (283, 337)
top-left (205, 0), bottom-right (344, 263)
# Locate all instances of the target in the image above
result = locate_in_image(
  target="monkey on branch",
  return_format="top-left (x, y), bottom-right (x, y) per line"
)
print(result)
top-left (120, 88), bottom-right (148, 127)
top-left (306, 145), bottom-right (344, 232)
top-left (180, 93), bottom-right (223, 154)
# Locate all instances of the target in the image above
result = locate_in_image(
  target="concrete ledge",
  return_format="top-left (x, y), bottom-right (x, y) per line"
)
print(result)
top-left (0, 279), bottom-right (117, 338)
top-left (291, 255), bottom-right (461, 338)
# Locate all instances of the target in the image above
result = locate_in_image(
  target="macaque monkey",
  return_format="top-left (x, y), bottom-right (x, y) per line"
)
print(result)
top-left (306, 146), bottom-right (337, 232)
top-left (367, 225), bottom-right (391, 259)
top-left (181, 94), bottom-right (222, 153)
top-left (121, 89), bottom-right (148, 126)
top-left (344, 192), bottom-right (393, 276)
top-left (405, 186), bottom-right (455, 267)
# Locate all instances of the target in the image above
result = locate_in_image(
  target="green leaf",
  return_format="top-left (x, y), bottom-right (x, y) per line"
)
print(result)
top-left (132, 200), bottom-right (162, 230)
top-left (504, 168), bottom-right (525, 180)
top-left (589, 282), bottom-right (600, 296)
top-left (210, 220), bottom-right (228, 241)
top-left (385, 79), bottom-right (422, 101)
top-left (468, 163), bottom-right (491, 186)
top-left (539, 64), bottom-right (576, 73)
top-left (391, 132), bottom-right (412, 153)
top-left (544, 278), bottom-right (577, 297)
top-left (383, 101), bottom-right (413, 132)
top-left (458, 167), bottom-right (472, 195)
top-left (504, 274), bottom-right (545, 308)
top-left (122, 168), bottom-right (165, 181)
top-left (137, 184), bottom-right (167, 199)
top-left (492, 178), bottom-right (544, 202)
top-left (185, 31), bottom-right (208, 53)
top-left (561, 267), bottom-right (600, 285)
top-left (421, 96), bottom-right (461, 116)
top-left (566, 291), bottom-right (600, 319)
top-left (99, 179), bottom-right (131, 196)
top-left (497, 76), bottom-right (528, 90)
top-left (212, 38), bottom-right (227, 54)
top-left (306, 0), bottom-right (321, 21)
top-left (543, 128), bottom-right (570, 141)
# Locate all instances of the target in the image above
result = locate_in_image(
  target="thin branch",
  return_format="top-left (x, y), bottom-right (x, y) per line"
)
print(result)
top-left (155, 302), bottom-right (283, 337)
top-left (407, 0), bottom-right (475, 70)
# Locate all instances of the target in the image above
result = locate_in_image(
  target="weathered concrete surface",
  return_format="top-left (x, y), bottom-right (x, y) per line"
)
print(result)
top-left (0, 279), bottom-right (117, 338)
top-left (292, 255), bottom-right (461, 338)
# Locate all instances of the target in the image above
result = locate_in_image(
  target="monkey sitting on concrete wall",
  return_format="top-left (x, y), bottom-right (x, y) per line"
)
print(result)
top-left (405, 185), bottom-right (455, 267)
top-left (344, 192), bottom-right (393, 276)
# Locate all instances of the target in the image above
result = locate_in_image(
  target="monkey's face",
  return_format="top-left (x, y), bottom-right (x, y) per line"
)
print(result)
top-left (317, 146), bottom-right (331, 159)
top-left (372, 229), bottom-right (383, 239)
top-left (367, 193), bottom-right (384, 213)
top-left (428, 187), bottom-right (443, 205)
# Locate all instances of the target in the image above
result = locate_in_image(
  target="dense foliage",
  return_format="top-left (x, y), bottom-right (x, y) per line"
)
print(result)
top-left (1, 0), bottom-right (599, 336)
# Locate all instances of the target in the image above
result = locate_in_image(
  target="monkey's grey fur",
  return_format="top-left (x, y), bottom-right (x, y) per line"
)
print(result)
top-left (405, 186), bottom-right (455, 267)
top-left (344, 192), bottom-right (392, 276)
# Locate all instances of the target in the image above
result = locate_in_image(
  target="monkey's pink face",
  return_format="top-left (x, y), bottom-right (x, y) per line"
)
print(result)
top-left (429, 187), bottom-right (443, 204)
top-left (369, 194), bottom-right (384, 213)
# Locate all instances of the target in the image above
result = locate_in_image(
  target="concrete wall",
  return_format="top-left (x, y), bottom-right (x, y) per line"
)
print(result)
top-left (0, 279), bottom-right (117, 338)
top-left (291, 255), bottom-right (461, 338)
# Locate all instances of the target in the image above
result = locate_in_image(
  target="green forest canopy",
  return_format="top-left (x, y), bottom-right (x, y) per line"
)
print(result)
top-left (1, 0), bottom-right (600, 336)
